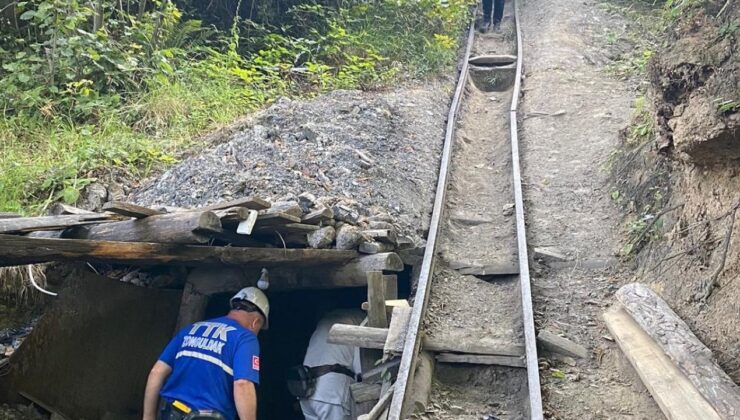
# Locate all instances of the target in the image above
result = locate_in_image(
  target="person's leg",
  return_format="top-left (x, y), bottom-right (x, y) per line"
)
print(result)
top-left (299, 399), bottom-right (321, 420)
top-left (482, 0), bottom-right (493, 22)
top-left (493, 0), bottom-right (505, 25)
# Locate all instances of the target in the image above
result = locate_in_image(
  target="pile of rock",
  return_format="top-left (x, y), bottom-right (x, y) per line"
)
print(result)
top-left (268, 192), bottom-right (413, 253)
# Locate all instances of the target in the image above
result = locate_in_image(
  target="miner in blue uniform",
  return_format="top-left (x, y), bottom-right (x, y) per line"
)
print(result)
top-left (143, 287), bottom-right (270, 420)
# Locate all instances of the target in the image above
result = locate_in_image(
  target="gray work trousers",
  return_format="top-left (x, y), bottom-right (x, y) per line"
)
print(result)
top-left (299, 399), bottom-right (350, 420)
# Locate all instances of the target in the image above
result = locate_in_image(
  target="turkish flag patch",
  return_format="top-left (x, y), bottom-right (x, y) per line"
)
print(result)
top-left (252, 355), bottom-right (260, 371)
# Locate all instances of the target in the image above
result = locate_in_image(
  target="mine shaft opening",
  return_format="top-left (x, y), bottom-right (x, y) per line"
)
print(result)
top-left (204, 267), bottom-right (411, 420)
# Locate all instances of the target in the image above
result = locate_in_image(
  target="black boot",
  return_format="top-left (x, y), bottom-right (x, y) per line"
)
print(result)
top-left (479, 17), bottom-right (491, 33)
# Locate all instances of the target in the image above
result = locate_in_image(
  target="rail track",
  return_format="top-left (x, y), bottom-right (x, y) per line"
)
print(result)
top-left (387, 1), bottom-right (543, 418)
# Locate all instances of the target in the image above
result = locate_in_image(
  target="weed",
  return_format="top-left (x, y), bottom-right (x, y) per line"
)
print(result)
top-left (719, 21), bottom-right (738, 38)
top-left (627, 96), bottom-right (655, 144)
top-left (714, 98), bottom-right (740, 114)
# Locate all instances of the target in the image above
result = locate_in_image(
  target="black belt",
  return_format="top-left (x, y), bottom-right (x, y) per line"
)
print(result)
top-left (309, 363), bottom-right (358, 381)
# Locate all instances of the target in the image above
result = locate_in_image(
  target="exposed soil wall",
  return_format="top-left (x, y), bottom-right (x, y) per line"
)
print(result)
top-left (615, 0), bottom-right (740, 383)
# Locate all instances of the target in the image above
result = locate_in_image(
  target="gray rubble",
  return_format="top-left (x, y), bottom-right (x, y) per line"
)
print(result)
top-left (130, 87), bottom-right (451, 244)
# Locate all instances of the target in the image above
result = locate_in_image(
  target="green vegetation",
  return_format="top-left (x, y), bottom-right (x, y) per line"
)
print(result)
top-left (714, 98), bottom-right (740, 114)
top-left (0, 0), bottom-right (473, 214)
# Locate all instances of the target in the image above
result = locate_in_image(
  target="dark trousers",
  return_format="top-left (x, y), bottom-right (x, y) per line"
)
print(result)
top-left (482, 0), bottom-right (505, 23)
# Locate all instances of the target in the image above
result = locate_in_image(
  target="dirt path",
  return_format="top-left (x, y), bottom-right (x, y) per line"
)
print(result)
top-left (518, 0), bottom-right (663, 418)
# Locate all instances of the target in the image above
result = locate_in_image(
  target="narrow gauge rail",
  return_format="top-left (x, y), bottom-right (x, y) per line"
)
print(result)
top-left (387, 0), bottom-right (543, 418)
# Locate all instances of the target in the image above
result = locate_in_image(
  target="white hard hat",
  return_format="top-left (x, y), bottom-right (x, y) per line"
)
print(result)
top-left (230, 287), bottom-right (270, 330)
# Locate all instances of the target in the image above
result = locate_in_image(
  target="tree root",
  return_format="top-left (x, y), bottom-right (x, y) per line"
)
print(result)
top-left (694, 203), bottom-right (739, 302)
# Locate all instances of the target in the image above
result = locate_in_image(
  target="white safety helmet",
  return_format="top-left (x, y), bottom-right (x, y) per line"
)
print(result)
top-left (230, 287), bottom-right (270, 330)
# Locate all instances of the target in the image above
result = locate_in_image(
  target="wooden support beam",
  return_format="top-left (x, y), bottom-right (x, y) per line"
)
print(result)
top-left (367, 271), bottom-right (388, 329)
top-left (407, 352), bottom-right (434, 416)
top-left (0, 235), bottom-right (358, 268)
top-left (0, 214), bottom-right (118, 233)
top-left (102, 201), bottom-right (164, 218)
top-left (435, 353), bottom-right (526, 368)
top-left (330, 253), bottom-right (403, 281)
top-left (605, 306), bottom-right (722, 420)
top-left (199, 196), bottom-right (270, 211)
top-left (175, 281), bottom-right (209, 332)
top-left (384, 274), bottom-right (398, 300)
top-left (164, 255), bottom-right (404, 294)
top-left (328, 324), bottom-right (525, 357)
top-left (69, 211), bottom-right (221, 244)
top-left (329, 324), bottom-right (389, 349)
top-left (615, 283), bottom-right (740, 419)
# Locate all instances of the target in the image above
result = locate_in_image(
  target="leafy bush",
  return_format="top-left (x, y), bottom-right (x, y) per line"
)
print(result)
top-left (0, 0), bottom-right (473, 213)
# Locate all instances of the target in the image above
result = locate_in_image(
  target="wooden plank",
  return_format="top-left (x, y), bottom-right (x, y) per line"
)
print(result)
top-left (435, 353), bottom-right (526, 368)
top-left (0, 212), bottom-right (21, 219)
top-left (422, 334), bottom-right (525, 357)
top-left (0, 235), bottom-right (358, 268)
top-left (351, 382), bottom-right (382, 404)
top-left (361, 299), bottom-right (410, 312)
top-left (367, 271), bottom-right (388, 329)
top-left (254, 212), bottom-right (302, 227)
top-left (102, 201), bottom-right (164, 218)
top-left (384, 306), bottom-right (412, 354)
top-left (388, 20), bottom-right (476, 420)
top-left (508, 0), bottom-right (543, 417)
top-left (49, 203), bottom-right (95, 215)
top-left (212, 207), bottom-right (249, 227)
top-left (0, 214), bottom-right (118, 233)
top-left (236, 210), bottom-right (259, 235)
top-left (363, 229), bottom-right (398, 246)
top-left (605, 306), bottom-right (721, 420)
top-left (455, 262), bottom-right (519, 276)
top-left (255, 223), bottom-right (320, 234)
top-left (358, 384), bottom-right (395, 420)
top-left (616, 283), bottom-right (740, 419)
top-left (302, 207), bottom-right (334, 225)
top-left (328, 324), bottom-right (525, 357)
top-left (537, 330), bottom-right (589, 359)
top-left (260, 201), bottom-right (303, 218)
top-left (199, 196), bottom-right (270, 211)
top-left (359, 242), bottom-right (395, 255)
top-left (70, 211), bottom-right (221, 244)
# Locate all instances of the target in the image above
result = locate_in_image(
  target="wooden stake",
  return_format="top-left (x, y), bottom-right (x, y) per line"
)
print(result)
top-left (367, 271), bottom-right (388, 329)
